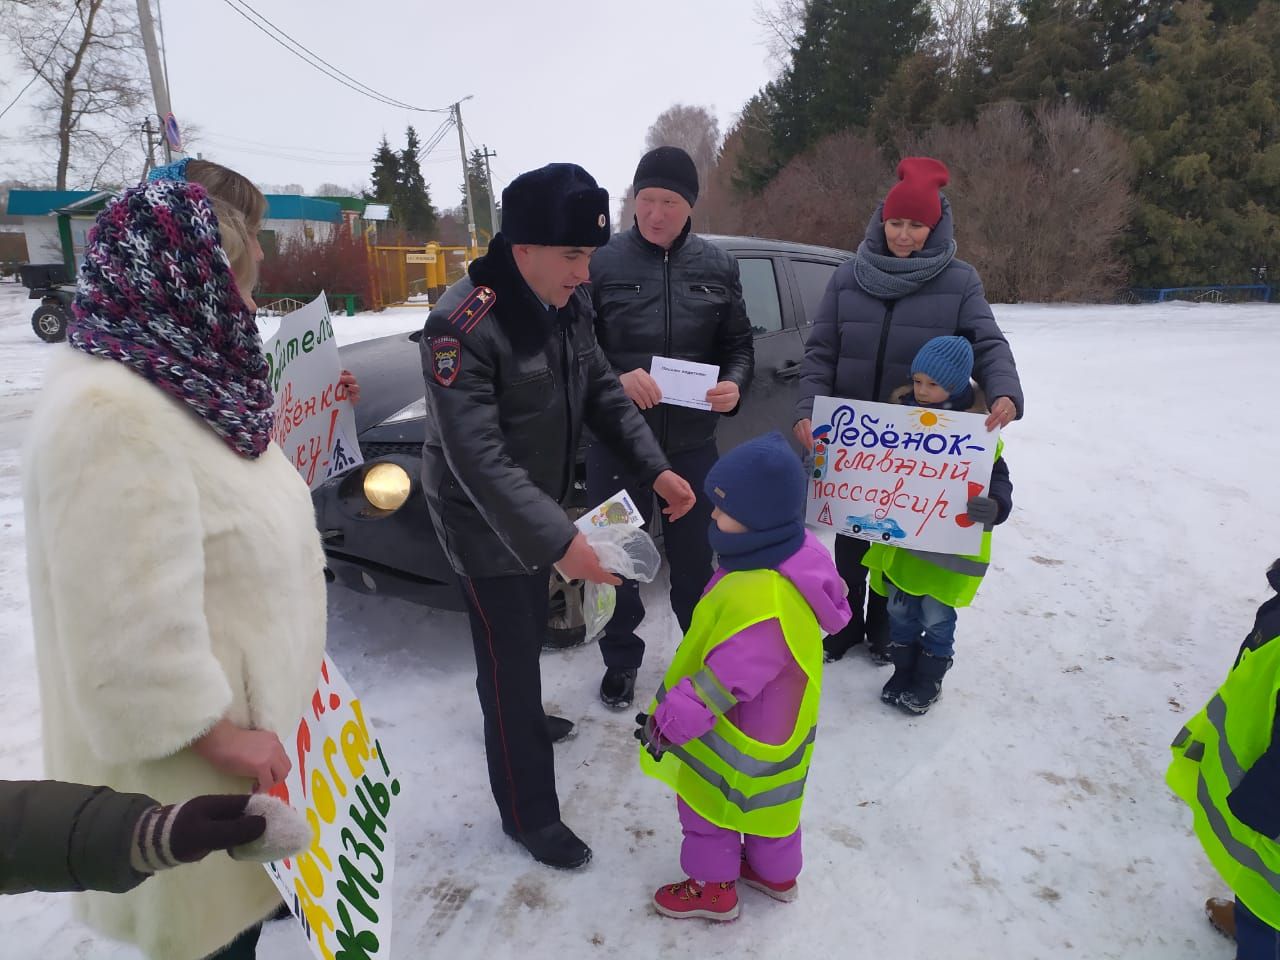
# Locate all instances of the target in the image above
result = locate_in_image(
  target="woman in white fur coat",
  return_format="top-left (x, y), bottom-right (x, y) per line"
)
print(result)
top-left (22, 159), bottom-right (326, 960)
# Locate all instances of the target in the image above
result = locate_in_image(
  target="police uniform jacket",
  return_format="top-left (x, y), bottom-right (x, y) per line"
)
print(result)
top-left (589, 221), bottom-right (754, 455)
top-left (420, 235), bottom-right (671, 578)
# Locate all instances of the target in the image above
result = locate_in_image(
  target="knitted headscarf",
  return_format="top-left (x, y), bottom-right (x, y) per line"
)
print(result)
top-left (68, 178), bottom-right (275, 459)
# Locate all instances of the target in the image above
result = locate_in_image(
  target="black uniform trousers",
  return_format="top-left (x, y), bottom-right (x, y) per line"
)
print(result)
top-left (586, 439), bottom-right (718, 670)
top-left (459, 569), bottom-right (559, 836)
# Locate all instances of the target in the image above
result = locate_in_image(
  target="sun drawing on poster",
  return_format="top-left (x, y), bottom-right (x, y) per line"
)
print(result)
top-left (908, 408), bottom-right (953, 430)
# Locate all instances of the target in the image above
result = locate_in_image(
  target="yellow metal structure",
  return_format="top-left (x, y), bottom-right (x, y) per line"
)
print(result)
top-left (367, 242), bottom-right (482, 310)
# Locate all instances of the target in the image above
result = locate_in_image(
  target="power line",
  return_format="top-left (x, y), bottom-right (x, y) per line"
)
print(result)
top-left (216, 0), bottom-right (449, 113)
top-left (419, 116), bottom-right (455, 158)
top-left (200, 139), bottom-right (374, 167)
top-left (201, 128), bottom-right (372, 159)
top-left (0, 5), bottom-right (79, 123)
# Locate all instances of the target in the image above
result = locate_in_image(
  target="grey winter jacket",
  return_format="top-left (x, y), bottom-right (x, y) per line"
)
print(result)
top-left (1, 779), bottom-right (154, 895)
top-left (795, 199), bottom-right (1024, 421)
top-left (589, 222), bottom-right (755, 454)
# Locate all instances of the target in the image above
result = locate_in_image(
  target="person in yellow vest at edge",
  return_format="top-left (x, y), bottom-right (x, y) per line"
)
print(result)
top-left (1168, 558), bottom-right (1280, 958)
top-left (635, 432), bottom-right (853, 921)
top-left (863, 335), bottom-right (1014, 715)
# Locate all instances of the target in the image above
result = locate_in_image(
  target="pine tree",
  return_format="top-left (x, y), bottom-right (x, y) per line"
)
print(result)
top-left (396, 125), bottom-right (438, 239)
top-left (459, 148), bottom-right (497, 241)
top-left (1115, 0), bottom-right (1280, 285)
top-left (368, 135), bottom-right (400, 206)
top-left (766, 0), bottom-right (934, 168)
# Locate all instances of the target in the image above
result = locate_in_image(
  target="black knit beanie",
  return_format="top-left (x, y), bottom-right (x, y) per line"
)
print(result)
top-left (632, 146), bottom-right (699, 207)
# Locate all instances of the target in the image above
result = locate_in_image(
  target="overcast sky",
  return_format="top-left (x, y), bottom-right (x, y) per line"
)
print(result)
top-left (0, 0), bottom-right (780, 215)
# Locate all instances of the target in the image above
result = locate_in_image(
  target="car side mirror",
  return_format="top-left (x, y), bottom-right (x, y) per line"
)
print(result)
top-left (409, 329), bottom-right (423, 343)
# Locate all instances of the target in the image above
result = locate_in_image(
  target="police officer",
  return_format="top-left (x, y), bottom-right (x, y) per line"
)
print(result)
top-left (587, 146), bottom-right (754, 710)
top-left (419, 163), bottom-right (696, 870)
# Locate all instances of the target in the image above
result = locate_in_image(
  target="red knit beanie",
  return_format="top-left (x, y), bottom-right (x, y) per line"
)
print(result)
top-left (881, 157), bottom-right (950, 228)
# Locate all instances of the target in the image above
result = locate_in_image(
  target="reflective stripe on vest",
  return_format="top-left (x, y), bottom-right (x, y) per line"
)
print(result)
top-left (656, 682), bottom-right (816, 780)
top-left (638, 567), bottom-right (824, 837)
top-left (901, 547), bottom-right (989, 578)
top-left (660, 739), bottom-right (810, 813)
top-left (689, 667), bottom-right (737, 716)
top-left (1167, 635), bottom-right (1280, 926)
top-left (1196, 772), bottom-right (1280, 898)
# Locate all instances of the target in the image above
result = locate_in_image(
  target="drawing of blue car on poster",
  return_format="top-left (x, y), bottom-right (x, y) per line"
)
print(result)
top-left (845, 514), bottom-right (907, 542)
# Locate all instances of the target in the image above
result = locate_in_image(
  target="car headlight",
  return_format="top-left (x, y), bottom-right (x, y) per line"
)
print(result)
top-left (383, 396), bottom-right (427, 425)
top-left (363, 462), bottom-right (411, 511)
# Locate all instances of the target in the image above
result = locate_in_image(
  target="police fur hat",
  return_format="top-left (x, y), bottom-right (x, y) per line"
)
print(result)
top-left (500, 163), bottom-right (610, 247)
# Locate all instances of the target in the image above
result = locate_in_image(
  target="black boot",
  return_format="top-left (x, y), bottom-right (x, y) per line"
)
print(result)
top-left (545, 714), bottom-right (575, 744)
top-left (599, 667), bottom-right (637, 710)
top-left (880, 642), bottom-right (921, 706)
top-left (898, 651), bottom-right (953, 715)
top-left (865, 590), bottom-right (892, 663)
top-left (505, 820), bottom-right (592, 870)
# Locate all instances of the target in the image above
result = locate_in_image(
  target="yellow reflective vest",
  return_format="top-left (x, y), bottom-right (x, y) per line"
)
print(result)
top-left (1168, 636), bottom-right (1280, 928)
top-left (638, 568), bottom-right (823, 838)
top-left (862, 440), bottom-right (1004, 609)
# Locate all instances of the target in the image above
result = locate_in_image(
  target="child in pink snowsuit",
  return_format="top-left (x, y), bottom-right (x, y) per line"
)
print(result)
top-left (637, 432), bottom-right (852, 921)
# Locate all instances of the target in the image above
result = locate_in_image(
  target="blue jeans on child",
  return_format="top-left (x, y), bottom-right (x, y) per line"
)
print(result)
top-left (1236, 897), bottom-right (1280, 959)
top-left (885, 583), bottom-right (957, 658)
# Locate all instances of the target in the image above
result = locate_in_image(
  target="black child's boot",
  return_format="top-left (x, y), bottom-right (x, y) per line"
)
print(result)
top-left (898, 651), bottom-right (953, 715)
top-left (880, 641), bottom-right (921, 706)
top-left (865, 590), bottom-right (892, 665)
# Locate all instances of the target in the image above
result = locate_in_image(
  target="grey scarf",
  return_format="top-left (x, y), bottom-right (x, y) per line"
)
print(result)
top-left (853, 239), bottom-right (957, 300)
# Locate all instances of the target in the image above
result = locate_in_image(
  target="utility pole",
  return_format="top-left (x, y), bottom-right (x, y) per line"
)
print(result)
top-left (480, 145), bottom-right (499, 238)
top-left (135, 0), bottom-right (172, 162)
top-left (141, 116), bottom-right (159, 178)
top-left (453, 97), bottom-right (478, 255)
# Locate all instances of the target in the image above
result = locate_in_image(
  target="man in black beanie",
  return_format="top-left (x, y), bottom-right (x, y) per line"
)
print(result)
top-left (418, 162), bottom-right (696, 869)
top-left (587, 145), bottom-right (755, 710)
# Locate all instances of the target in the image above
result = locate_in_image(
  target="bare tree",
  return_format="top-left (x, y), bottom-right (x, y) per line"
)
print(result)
top-left (930, 0), bottom-right (1011, 72)
top-left (314, 182), bottom-right (366, 198)
top-left (1, 0), bottom-right (147, 189)
top-left (257, 182), bottom-right (307, 196)
top-left (753, 0), bottom-right (807, 69)
top-left (906, 100), bottom-right (1134, 301)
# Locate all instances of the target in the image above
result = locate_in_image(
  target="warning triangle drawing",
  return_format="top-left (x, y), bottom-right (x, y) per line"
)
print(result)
top-left (817, 503), bottom-right (833, 526)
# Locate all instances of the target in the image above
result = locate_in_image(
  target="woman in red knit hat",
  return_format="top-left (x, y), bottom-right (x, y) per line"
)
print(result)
top-left (791, 156), bottom-right (1024, 664)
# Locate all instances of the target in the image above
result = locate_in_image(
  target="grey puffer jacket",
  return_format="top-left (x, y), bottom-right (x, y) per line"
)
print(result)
top-left (795, 198), bottom-right (1024, 421)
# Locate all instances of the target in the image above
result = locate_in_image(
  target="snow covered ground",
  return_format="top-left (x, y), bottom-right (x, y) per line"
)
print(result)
top-left (1, 278), bottom-right (1278, 959)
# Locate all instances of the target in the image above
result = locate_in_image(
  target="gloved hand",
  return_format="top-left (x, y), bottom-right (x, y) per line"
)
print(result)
top-left (965, 495), bottom-right (999, 530)
top-left (633, 712), bottom-right (665, 761)
top-left (130, 793), bottom-right (308, 873)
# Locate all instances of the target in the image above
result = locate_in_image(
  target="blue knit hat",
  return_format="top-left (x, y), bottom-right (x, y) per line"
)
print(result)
top-left (911, 335), bottom-right (974, 396)
top-left (705, 432), bottom-right (807, 532)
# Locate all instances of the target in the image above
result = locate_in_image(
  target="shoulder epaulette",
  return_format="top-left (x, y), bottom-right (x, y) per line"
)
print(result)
top-left (447, 285), bottom-right (497, 334)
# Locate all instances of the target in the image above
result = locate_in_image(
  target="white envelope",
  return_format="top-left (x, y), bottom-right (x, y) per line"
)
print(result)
top-left (650, 356), bottom-right (720, 411)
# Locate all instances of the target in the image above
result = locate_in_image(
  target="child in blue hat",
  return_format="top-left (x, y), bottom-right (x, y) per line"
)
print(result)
top-left (865, 336), bottom-right (1014, 713)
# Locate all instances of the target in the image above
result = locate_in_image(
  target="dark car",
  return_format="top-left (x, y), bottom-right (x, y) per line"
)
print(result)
top-left (313, 235), bottom-right (853, 640)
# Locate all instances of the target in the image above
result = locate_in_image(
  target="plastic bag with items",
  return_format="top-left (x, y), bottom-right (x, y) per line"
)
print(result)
top-left (581, 524), bottom-right (662, 640)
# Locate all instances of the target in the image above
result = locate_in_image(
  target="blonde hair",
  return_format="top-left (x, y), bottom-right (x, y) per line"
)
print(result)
top-left (185, 160), bottom-right (268, 292)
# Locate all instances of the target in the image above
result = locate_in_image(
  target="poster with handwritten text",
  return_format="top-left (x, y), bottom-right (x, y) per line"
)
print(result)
top-left (805, 395), bottom-right (998, 556)
top-left (265, 656), bottom-right (399, 960)
top-left (263, 294), bottom-right (362, 489)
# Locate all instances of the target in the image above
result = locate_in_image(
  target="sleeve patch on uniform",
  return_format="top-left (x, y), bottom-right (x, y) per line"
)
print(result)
top-left (448, 285), bottom-right (496, 334)
top-left (430, 335), bottom-right (461, 386)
